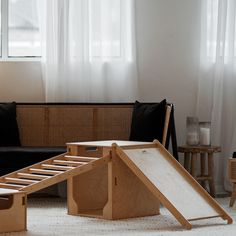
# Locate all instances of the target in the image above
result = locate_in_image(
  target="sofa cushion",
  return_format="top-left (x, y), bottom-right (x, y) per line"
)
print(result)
top-left (0, 102), bottom-right (21, 146)
top-left (129, 99), bottom-right (167, 142)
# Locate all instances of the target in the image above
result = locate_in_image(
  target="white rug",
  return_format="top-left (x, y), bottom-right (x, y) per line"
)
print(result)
top-left (1, 197), bottom-right (236, 236)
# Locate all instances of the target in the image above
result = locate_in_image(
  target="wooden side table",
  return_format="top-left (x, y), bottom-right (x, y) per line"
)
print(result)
top-left (178, 145), bottom-right (221, 197)
top-left (228, 158), bottom-right (236, 207)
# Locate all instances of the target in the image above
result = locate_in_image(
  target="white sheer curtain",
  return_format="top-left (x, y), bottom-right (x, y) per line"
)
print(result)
top-left (197, 0), bottom-right (236, 191)
top-left (39, 0), bottom-right (138, 102)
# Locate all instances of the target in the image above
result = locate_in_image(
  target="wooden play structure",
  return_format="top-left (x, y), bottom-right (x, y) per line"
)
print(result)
top-left (228, 158), bottom-right (236, 207)
top-left (0, 189), bottom-right (26, 233)
top-left (0, 140), bottom-right (232, 233)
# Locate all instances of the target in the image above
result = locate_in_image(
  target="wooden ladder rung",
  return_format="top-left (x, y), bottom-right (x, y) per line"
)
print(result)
top-left (65, 155), bottom-right (99, 162)
top-left (196, 176), bottom-right (211, 181)
top-left (0, 183), bottom-right (25, 189)
top-left (17, 173), bottom-right (50, 180)
top-left (29, 168), bottom-right (63, 175)
top-left (42, 164), bottom-right (74, 171)
top-left (4, 178), bottom-right (38, 185)
top-left (53, 160), bottom-right (85, 166)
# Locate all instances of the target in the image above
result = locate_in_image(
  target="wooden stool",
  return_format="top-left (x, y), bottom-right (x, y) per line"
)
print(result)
top-left (178, 145), bottom-right (221, 197)
top-left (0, 189), bottom-right (27, 233)
top-left (228, 158), bottom-right (236, 207)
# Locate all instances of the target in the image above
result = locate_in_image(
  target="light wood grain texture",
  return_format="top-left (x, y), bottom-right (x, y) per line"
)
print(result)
top-left (67, 140), bottom-right (152, 147)
top-left (41, 164), bottom-right (75, 171)
top-left (4, 178), bottom-right (38, 185)
top-left (0, 188), bottom-right (19, 195)
top-left (228, 158), bottom-right (236, 182)
top-left (103, 145), bottom-right (160, 220)
top-left (115, 141), bottom-right (232, 229)
top-left (228, 158), bottom-right (236, 207)
top-left (67, 141), bottom-right (160, 220)
top-left (17, 173), bottom-right (50, 180)
top-left (67, 165), bottom-right (108, 217)
top-left (0, 140), bottom-right (231, 232)
top-left (0, 192), bottom-right (26, 233)
top-left (200, 153), bottom-right (207, 189)
top-left (0, 151), bottom-right (110, 195)
top-left (230, 183), bottom-right (236, 207)
top-left (162, 105), bottom-right (172, 146)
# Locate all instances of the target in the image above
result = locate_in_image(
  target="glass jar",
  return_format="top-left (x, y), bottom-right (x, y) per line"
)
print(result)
top-left (186, 117), bottom-right (199, 146)
top-left (199, 122), bottom-right (211, 146)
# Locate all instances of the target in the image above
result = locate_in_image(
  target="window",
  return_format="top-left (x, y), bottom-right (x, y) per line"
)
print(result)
top-left (1, 0), bottom-right (41, 59)
top-left (205, 0), bottom-right (236, 63)
top-left (89, 0), bottom-right (121, 58)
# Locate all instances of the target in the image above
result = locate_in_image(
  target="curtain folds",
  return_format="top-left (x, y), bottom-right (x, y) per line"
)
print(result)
top-left (39, 0), bottom-right (138, 102)
top-left (197, 0), bottom-right (236, 191)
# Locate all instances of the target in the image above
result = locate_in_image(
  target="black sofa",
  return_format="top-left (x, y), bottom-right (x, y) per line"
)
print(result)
top-left (0, 101), bottom-right (179, 177)
top-left (0, 146), bottom-right (66, 176)
top-left (0, 102), bottom-right (66, 176)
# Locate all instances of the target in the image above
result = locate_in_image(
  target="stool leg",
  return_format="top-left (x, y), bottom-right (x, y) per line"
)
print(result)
top-left (184, 153), bottom-right (191, 171)
top-left (208, 153), bottom-right (216, 197)
top-left (230, 183), bottom-right (236, 207)
top-left (200, 153), bottom-right (207, 189)
top-left (191, 153), bottom-right (197, 178)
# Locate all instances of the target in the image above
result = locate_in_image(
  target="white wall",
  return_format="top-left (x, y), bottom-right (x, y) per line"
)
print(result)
top-left (136, 0), bottom-right (202, 146)
top-left (0, 0), bottom-right (201, 152)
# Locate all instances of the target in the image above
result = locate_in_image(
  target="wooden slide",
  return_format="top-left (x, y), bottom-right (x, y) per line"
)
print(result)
top-left (114, 141), bottom-right (233, 229)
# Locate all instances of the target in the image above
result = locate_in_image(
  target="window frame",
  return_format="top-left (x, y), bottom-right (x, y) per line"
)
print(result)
top-left (0, 0), bottom-right (41, 61)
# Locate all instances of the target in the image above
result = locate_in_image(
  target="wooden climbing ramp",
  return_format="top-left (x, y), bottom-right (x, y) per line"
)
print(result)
top-left (0, 140), bottom-right (233, 233)
top-left (0, 152), bottom-right (110, 194)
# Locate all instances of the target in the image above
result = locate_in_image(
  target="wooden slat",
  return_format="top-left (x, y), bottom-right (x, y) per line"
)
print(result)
top-left (0, 188), bottom-right (20, 195)
top-left (0, 183), bottom-right (25, 189)
top-left (65, 155), bottom-right (99, 162)
top-left (29, 168), bottom-right (63, 175)
top-left (4, 178), bottom-right (38, 185)
top-left (21, 155), bottom-right (111, 194)
top-left (0, 153), bottom-right (67, 183)
top-left (196, 176), bottom-right (211, 181)
top-left (17, 173), bottom-right (50, 180)
top-left (42, 164), bottom-right (74, 171)
top-left (162, 104), bottom-right (172, 146)
top-left (53, 160), bottom-right (85, 166)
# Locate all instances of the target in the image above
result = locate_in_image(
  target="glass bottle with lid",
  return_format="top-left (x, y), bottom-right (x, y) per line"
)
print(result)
top-left (186, 117), bottom-right (199, 146)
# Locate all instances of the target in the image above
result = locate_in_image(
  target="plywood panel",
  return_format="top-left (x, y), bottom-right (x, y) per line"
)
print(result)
top-left (103, 151), bottom-right (160, 219)
top-left (122, 148), bottom-right (219, 220)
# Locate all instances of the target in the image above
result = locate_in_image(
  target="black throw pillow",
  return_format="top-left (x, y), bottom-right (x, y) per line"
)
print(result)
top-left (129, 99), bottom-right (167, 142)
top-left (0, 102), bottom-right (21, 146)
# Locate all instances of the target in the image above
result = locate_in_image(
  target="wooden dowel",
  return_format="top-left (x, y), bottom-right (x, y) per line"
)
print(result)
top-left (0, 183), bottom-right (25, 189)
top-left (29, 168), bottom-right (63, 175)
top-left (42, 164), bottom-right (74, 171)
top-left (17, 173), bottom-right (50, 180)
top-left (4, 178), bottom-right (38, 185)
top-left (53, 160), bottom-right (85, 166)
top-left (65, 155), bottom-right (99, 162)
